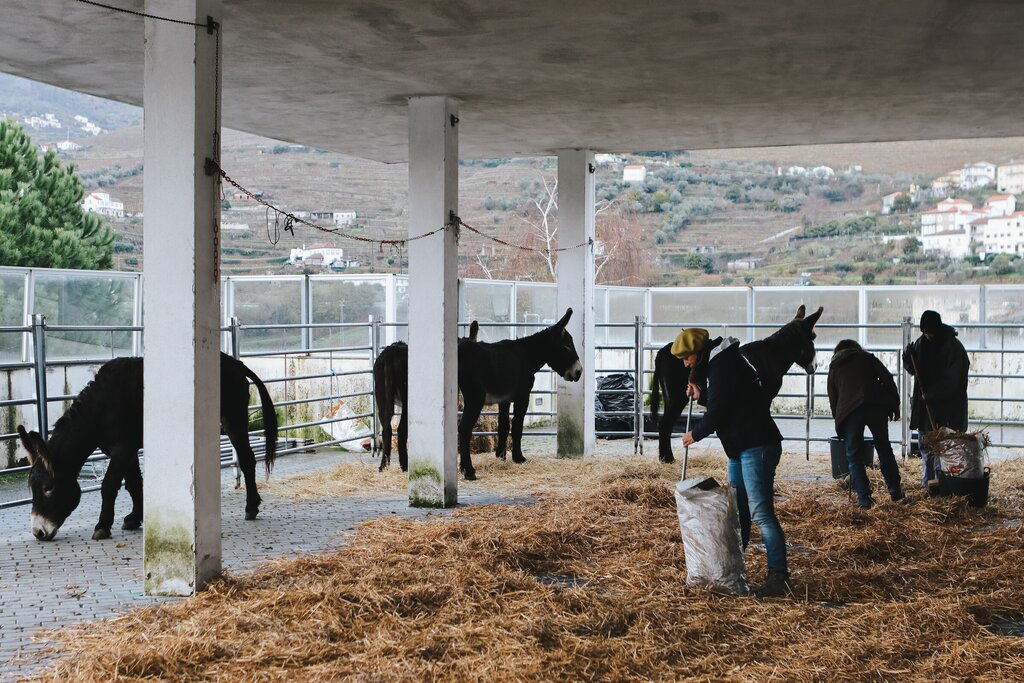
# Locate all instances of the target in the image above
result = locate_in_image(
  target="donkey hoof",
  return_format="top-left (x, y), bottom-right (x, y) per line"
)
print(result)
top-left (122, 516), bottom-right (142, 531)
top-left (92, 528), bottom-right (111, 540)
top-left (463, 469), bottom-right (477, 481)
top-left (495, 451), bottom-right (507, 460)
top-left (660, 457), bottom-right (675, 464)
top-left (512, 455), bottom-right (526, 464)
top-left (245, 510), bottom-right (259, 521)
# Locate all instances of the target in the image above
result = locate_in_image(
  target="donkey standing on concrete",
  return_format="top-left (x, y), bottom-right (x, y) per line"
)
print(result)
top-left (457, 308), bottom-right (582, 480)
top-left (650, 305), bottom-right (823, 463)
top-left (18, 352), bottom-right (277, 541)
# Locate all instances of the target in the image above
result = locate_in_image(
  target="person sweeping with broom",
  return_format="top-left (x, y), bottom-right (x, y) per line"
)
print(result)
top-left (675, 328), bottom-right (791, 598)
top-left (902, 310), bottom-right (970, 489)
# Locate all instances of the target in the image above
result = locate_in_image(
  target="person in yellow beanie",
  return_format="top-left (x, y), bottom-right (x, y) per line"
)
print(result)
top-left (679, 329), bottom-right (791, 597)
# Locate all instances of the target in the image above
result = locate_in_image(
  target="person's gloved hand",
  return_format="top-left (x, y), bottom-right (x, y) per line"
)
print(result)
top-left (902, 345), bottom-right (914, 371)
top-left (890, 407), bottom-right (900, 422)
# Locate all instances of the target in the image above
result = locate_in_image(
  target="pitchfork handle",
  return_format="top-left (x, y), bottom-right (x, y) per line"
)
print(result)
top-left (682, 397), bottom-right (694, 480)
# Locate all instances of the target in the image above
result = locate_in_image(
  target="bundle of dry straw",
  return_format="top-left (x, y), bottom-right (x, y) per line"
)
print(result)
top-left (28, 470), bottom-right (1024, 682)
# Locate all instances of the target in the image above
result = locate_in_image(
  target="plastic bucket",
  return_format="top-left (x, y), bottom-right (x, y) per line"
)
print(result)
top-left (936, 469), bottom-right (990, 508)
top-left (829, 436), bottom-right (875, 479)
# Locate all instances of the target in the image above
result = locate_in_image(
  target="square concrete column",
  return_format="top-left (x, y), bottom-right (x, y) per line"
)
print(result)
top-left (556, 149), bottom-right (596, 458)
top-left (406, 97), bottom-right (459, 507)
top-left (143, 0), bottom-right (222, 595)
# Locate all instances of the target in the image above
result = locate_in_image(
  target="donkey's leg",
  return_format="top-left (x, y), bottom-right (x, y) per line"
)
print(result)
top-left (495, 402), bottom-right (511, 460)
top-left (510, 393), bottom-right (530, 464)
top-left (658, 392), bottom-right (684, 464)
top-left (458, 395), bottom-right (484, 480)
top-left (379, 406), bottom-right (393, 472)
top-left (223, 409), bottom-right (263, 520)
top-left (397, 408), bottom-right (409, 472)
top-left (121, 454), bottom-right (144, 530)
top-left (94, 455), bottom-right (126, 540)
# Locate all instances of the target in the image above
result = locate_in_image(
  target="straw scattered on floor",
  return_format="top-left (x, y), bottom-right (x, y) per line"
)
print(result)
top-left (29, 458), bottom-right (1024, 682)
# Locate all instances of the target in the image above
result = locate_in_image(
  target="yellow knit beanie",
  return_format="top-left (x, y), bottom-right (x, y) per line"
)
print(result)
top-left (670, 328), bottom-right (709, 359)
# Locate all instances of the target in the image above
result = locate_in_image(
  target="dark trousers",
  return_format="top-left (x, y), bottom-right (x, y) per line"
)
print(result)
top-left (838, 404), bottom-right (903, 506)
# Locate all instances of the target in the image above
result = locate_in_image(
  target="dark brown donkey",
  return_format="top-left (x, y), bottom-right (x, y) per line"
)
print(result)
top-left (650, 305), bottom-right (823, 463)
top-left (18, 352), bottom-right (277, 541)
top-left (457, 308), bottom-right (582, 480)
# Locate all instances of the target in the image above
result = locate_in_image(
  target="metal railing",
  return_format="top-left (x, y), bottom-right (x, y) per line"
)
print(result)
top-left (3, 314), bottom-right (1024, 508)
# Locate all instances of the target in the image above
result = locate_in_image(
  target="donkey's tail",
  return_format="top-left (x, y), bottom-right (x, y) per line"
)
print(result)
top-left (650, 360), bottom-right (662, 426)
top-left (242, 363), bottom-right (278, 476)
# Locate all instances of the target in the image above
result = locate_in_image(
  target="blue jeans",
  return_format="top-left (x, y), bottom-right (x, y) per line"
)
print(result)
top-left (919, 431), bottom-right (937, 488)
top-left (728, 443), bottom-right (787, 574)
top-left (839, 404), bottom-right (903, 506)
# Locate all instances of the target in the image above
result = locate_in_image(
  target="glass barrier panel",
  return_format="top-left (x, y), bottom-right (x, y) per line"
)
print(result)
top-left (754, 286), bottom-right (860, 349)
top-left (232, 278), bottom-right (302, 353)
top-left (866, 286), bottom-right (980, 348)
top-left (32, 272), bottom-right (137, 360)
top-left (462, 280), bottom-right (514, 341)
top-left (309, 278), bottom-right (384, 350)
top-left (0, 272), bottom-right (26, 363)
top-left (648, 288), bottom-right (747, 346)
top-left (515, 282), bottom-right (557, 337)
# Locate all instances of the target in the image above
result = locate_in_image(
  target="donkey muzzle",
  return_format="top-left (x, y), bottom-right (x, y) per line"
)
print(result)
top-left (563, 360), bottom-right (583, 382)
top-left (31, 513), bottom-right (59, 541)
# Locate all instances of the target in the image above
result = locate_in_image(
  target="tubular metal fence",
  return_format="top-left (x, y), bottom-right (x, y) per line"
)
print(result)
top-left (3, 314), bottom-right (1023, 509)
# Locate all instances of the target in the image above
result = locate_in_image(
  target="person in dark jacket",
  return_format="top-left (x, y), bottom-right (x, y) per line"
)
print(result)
top-left (827, 339), bottom-right (903, 507)
top-left (676, 328), bottom-right (790, 597)
top-left (902, 310), bottom-right (970, 488)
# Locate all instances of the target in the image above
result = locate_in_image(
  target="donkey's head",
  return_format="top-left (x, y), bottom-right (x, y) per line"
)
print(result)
top-left (17, 425), bottom-right (80, 541)
top-left (787, 304), bottom-right (823, 374)
top-left (545, 308), bottom-right (583, 381)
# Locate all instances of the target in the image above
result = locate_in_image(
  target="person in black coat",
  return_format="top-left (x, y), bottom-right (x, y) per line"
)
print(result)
top-left (827, 339), bottom-right (903, 507)
top-left (902, 310), bottom-right (970, 488)
top-left (677, 330), bottom-right (790, 597)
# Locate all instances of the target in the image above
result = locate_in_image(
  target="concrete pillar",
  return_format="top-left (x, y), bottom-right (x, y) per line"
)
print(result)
top-left (142, 0), bottom-right (222, 595)
top-left (556, 149), bottom-right (596, 458)
top-left (406, 97), bottom-right (459, 507)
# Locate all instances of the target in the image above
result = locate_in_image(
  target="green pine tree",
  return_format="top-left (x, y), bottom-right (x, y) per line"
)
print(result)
top-left (0, 119), bottom-right (114, 269)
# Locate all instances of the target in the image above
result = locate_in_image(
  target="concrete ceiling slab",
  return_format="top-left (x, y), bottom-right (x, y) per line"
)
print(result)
top-left (2, 0), bottom-right (1023, 162)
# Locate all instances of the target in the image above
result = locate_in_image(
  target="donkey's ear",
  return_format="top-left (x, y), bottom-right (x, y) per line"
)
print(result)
top-left (17, 425), bottom-right (51, 473)
top-left (794, 305), bottom-right (806, 320)
top-left (804, 306), bottom-right (824, 327)
top-left (557, 308), bottom-right (573, 329)
top-left (468, 320), bottom-right (479, 342)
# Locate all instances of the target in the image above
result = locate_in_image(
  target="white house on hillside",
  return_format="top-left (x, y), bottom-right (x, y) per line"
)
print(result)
top-left (881, 191), bottom-right (904, 214)
top-left (980, 212), bottom-right (1024, 257)
top-left (921, 195), bottom-right (1020, 258)
top-left (997, 158), bottom-right (1024, 194)
top-left (983, 194), bottom-right (1016, 217)
top-left (622, 164), bottom-right (646, 183)
top-left (81, 191), bottom-right (124, 219)
top-left (288, 244), bottom-right (344, 268)
top-left (310, 211), bottom-right (357, 227)
top-left (959, 161), bottom-right (996, 189)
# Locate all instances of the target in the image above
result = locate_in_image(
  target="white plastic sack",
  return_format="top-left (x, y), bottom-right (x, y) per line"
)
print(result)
top-left (675, 476), bottom-right (749, 596)
top-left (324, 399), bottom-right (372, 451)
top-left (938, 433), bottom-right (988, 479)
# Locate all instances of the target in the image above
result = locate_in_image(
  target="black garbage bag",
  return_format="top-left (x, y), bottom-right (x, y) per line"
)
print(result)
top-left (595, 373), bottom-right (637, 439)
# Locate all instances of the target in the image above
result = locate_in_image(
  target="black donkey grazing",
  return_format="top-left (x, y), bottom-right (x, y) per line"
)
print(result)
top-left (650, 305), bottom-right (822, 463)
top-left (372, 321), bottom-right (478, 472)
top-left (17, 352), bottom-right (277, 541)
top-left (457, 308), bottom-right (583, 480)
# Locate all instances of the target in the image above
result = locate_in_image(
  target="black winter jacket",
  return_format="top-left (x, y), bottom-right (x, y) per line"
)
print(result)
top-left (827, 348), bottom-right (900, 431)
top-left (691, 338), bottom-right (782, 458)
top-left (901, 325), bottom-right (969, 432)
